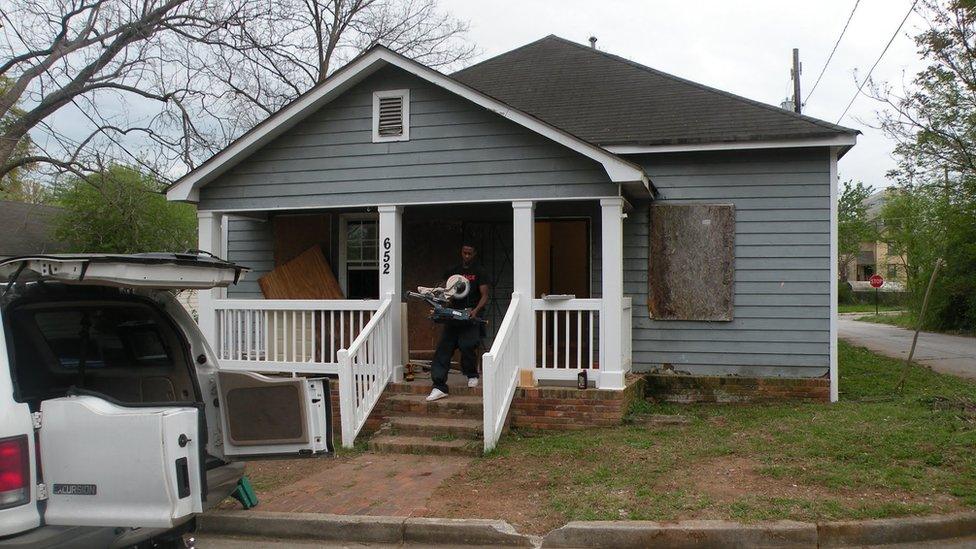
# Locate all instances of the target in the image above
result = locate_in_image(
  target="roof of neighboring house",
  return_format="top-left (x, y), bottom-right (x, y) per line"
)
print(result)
top-left (0, 200), bottom-right (65, 258)
top-left (864, 189), bottom-right (889, 219)
top-left (453, 35), bottom-right (858, 148)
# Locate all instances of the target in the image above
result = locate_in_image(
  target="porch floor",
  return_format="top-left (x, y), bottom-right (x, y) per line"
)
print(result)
top-left (401, 363), bottom-right (479, 392)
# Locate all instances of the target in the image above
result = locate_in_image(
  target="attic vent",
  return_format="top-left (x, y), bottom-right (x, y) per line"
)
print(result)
top-left (372, 89), bottom-right (410, 143)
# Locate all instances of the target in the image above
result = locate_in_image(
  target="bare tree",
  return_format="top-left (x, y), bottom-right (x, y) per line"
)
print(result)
top-left (0, 0), bottom-right (243, 189)
top-left (186, 0), bottom-right (475, 132)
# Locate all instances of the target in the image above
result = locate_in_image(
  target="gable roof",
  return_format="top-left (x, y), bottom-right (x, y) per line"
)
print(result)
top-left (167, 45), bottom-right (648, 203)
top-left (453, 35), bottom-right (858, 151)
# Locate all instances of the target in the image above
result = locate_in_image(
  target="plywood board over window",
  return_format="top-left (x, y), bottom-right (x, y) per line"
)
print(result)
top-left (648, 203), bottom-right (735, 321)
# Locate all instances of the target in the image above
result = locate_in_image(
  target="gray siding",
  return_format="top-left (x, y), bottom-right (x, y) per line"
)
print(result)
top-left (625, 148), bottom-right (831, 377)
top-left (198, 66), bottom-right (616, 211)
top-left (226, 217), bottom-right (274, 298)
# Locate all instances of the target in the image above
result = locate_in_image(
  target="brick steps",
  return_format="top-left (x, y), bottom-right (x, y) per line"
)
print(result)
top-left (385, 394), bottom-right (483, 418)
top-left (368, 434), bottom-right (482, 456)
top-left (387, 416), bottom-right (483, 438)
top-left (367, 382), bottom-right (487, 456)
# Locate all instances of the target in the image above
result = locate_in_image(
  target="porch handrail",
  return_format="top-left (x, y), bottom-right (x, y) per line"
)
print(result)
top-left (482, 292), bottom-right (522, 453)
top-left (214, 298), bottom-right (380, 310)
top-left (212, 298), bottom-right (381, 374)
top-left (337, 293), bottom-right (395, 448)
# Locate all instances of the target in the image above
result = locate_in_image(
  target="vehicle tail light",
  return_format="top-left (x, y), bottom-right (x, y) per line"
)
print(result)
top-left (0, 435), bottom-right (29, 509)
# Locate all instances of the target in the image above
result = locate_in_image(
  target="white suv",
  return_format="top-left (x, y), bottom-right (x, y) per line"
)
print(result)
top-left (0, 254), bottom-right (333, 548)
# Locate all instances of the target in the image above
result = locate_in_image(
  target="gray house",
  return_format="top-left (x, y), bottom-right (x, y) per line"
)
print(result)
top-left (167, 36), bottom-right (857, 450)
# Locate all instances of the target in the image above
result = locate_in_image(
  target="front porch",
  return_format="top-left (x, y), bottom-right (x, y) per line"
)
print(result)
top-left (196, 198), bottom-right (634, 452)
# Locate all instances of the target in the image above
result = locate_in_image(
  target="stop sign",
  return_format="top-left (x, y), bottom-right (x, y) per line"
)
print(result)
top-left (869, 274), bottom-right (885, 288)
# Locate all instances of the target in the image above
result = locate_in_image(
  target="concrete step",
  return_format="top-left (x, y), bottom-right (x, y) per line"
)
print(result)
top-left (387, 382), bottom-right (483, 398)
top-left (387, 416), bottom-right (483, 439)
top-left (386, 394), bottom-right (483, 418)
top-left (368, 434), bottom-right (482, 456)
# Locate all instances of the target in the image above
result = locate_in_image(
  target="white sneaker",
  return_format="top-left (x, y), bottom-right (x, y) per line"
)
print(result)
top-left (426, 388), bottom-right (448, 401)
top-left (467, 377), bottom-right (480, 388)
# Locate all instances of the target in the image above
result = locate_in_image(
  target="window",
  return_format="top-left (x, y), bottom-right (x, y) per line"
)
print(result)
top-left (372, 89), bottom-right (409, 142)
top-left (887, 265), bottom-right (898, 278)
top-left (340, 216), bottom-right (379, 299)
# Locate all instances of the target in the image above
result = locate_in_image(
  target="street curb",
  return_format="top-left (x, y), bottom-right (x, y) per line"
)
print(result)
top-left (198, 510), bottom-right (976, 547)
top-left (818, 512), bottom-right (976, 547)
top-left (197, 511), bottom-right (404, 544)
top-left (197, 510), bottom-right (536, 546)
top-left (541, 520), bottom-right (816, 548)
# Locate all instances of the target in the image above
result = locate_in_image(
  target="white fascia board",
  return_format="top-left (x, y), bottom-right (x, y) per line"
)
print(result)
top-left (605, 134), bottom-right (857, 155)
top-left (167, 47), bottom-right (648, 203)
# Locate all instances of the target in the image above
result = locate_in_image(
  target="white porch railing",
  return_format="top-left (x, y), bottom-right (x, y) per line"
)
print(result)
top-left (534, 298), bottom-right (601, 382)
top-left (482, 292), bottom-right (522, 452)
top-left (213, 299), bottom-right (381, 374)
top-left (337, 294), bottom-right (396, 448)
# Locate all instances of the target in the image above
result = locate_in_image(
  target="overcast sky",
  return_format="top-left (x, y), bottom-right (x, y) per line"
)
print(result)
top-left (441, 0), bottom-right (928, 189)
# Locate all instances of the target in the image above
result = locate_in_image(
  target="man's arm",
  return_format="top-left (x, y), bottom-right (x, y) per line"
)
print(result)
top-left (471, 283), bottom-right (489, 316)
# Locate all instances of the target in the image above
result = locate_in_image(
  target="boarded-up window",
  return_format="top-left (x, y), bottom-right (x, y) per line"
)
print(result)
top-left (648, 203), bottom-right (735, 321)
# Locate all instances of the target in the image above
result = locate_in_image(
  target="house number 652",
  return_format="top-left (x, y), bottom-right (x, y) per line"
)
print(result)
top-left (382, 237), bottom-right (391, 274)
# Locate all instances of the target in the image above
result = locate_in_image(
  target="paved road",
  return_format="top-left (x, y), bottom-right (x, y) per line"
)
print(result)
top-left (192, 534), bottom-right (976, 548)
top-left (839, 316), bottom-right (976, 380)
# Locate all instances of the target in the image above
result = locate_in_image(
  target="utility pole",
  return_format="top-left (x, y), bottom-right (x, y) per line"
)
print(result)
top-left (792, 48), bottom-right (802, 114)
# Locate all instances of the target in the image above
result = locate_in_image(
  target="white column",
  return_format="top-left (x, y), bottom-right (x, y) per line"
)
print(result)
top-left (829, 148), bottom-right (840, 402)
top-left (512, 201), bottom-right (536, 372)
top-left (197, 211), bottom-right (223, 346)
top-left (600, 197), bottom-right (625, 390)
top-left (378, 205), bottom-right (404, 381)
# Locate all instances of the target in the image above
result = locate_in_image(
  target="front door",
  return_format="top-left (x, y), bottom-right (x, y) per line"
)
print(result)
top-left (535, 219), bottom-right (590, 298)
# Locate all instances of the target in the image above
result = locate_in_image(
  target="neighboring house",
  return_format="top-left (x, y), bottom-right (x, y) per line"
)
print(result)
top-left (167, 36), bottom-right (858, 449)
top-left (846, 189), bottom-right (908, 286)
top-left (0, 200), bottom-right (65, 258)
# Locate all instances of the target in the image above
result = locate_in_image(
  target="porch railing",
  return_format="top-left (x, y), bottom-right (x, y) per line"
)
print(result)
top-left (534, 298), bottom-right (601, 382)
top-left (212, 299), bottom-right (381, 374)
top-left (482, 292), bottom-right (522, 453)
top-left (337, 294), bottom-right (396, 448)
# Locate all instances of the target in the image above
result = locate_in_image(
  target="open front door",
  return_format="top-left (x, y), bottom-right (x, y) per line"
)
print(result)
top-left (217, 371), bottom-right (332, 458)
top-left (39, 395), bottom-right (203, 528)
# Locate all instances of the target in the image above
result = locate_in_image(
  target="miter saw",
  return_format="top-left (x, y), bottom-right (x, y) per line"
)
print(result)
top-left (407, 274), bottom-right (486, 325)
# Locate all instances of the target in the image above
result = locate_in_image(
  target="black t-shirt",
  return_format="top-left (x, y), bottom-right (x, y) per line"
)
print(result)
top-left (443, 263), bottom-right (490, 313)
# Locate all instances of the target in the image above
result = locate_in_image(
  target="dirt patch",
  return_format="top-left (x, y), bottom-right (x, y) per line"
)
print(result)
top-left (422, 453), bottom-right (564, 534)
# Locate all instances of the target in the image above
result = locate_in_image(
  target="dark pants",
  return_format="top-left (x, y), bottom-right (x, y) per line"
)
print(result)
top-left (431, 322), bottom-right (480, 393)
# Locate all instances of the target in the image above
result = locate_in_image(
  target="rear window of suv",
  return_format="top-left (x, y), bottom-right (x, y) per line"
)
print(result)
top-left (5, 293), bottom-right (194, 406)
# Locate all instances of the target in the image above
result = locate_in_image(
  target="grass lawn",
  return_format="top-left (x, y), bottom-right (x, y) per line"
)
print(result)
top-left (425, 341), bottom-right (976, 533)
top-left (838, 303), bottom-right (904, 314)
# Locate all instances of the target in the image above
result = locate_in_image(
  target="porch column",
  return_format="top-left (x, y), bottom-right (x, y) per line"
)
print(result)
top-left (378, 205), bottom-right (404, 381)
top-left (512, 201), bottom-right (536, 372)
top-left (600, 198), bottom-right (626, 390)
top-left (197, 210), bottom-right (223, 346)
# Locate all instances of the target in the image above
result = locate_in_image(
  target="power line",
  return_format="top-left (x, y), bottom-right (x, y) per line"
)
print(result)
top-left (805, 0), bottom-right (861, 105)
top-left (836, 0), bottom-right (919, 123)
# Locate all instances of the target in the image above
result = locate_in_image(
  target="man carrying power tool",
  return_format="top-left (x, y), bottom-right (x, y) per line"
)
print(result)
top-left (426, 243), bottom-right (490, 402)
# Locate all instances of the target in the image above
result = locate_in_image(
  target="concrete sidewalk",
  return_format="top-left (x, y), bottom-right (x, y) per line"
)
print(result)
top-left (838, 317), bottom-right (976, 380)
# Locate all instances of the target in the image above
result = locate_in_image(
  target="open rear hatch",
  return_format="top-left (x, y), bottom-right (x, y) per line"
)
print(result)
top-left (0, 253), bottom-right (247, 290)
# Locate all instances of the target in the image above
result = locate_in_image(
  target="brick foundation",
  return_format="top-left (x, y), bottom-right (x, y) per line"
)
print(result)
top-left (508, 375), bottom-right (646, 430)
top-left (644, 374), bottom-right (829, 404)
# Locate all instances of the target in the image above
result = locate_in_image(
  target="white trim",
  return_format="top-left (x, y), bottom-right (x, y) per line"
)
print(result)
top-left (186, 194), bottom-right (623, 215)
top-left (337, 212), bottom-right (379, 297)
top-left (829, 147), bottom-right (839, 403)
top-left (598, 197), bottom-right (625, 390)
top-left (372, 89), bottom-right (410, 143)
top-left (167, 47), bottom-right (647, 203)
top-left (605, 134), bottom-right (857, 155)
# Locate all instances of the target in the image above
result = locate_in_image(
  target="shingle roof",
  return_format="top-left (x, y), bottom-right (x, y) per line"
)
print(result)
top-left (0, 200), bottom-right (65, 258)
top-left (452, 35), bottom-right (857, 147)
